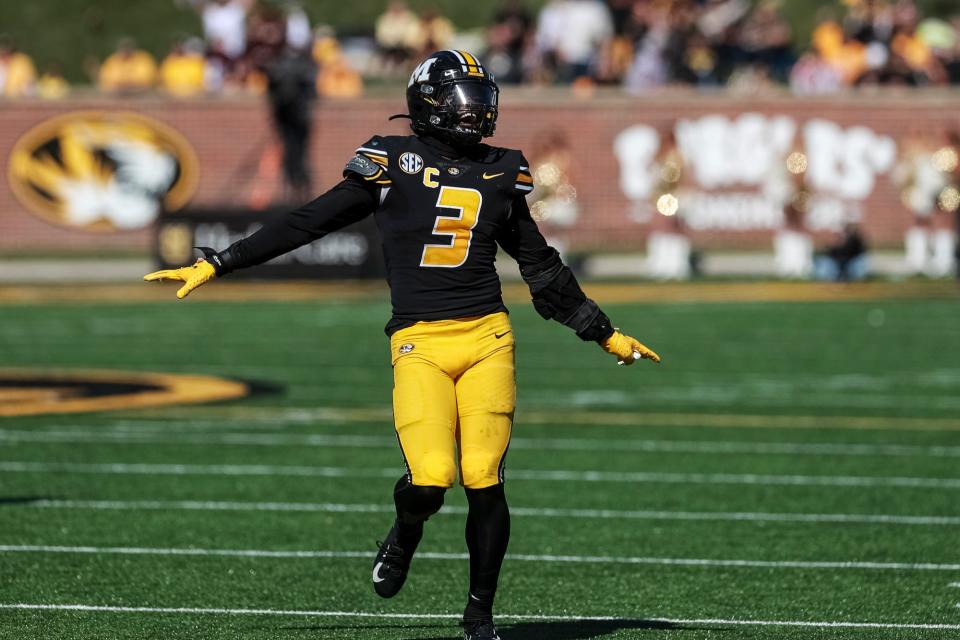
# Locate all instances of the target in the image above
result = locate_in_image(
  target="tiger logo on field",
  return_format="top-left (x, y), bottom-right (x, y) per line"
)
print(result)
top-left (8, 111), bottom-right (199, 232)
top-left (0, 369), bottom-right (249, 416)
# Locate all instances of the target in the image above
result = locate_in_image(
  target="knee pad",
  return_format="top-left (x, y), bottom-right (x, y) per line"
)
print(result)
top-left (394, 478), bottom-right (446, 524)
top-left (417, 450), bottom-right (457, 487)
top-left (460, 451), bottom-right (503, 490)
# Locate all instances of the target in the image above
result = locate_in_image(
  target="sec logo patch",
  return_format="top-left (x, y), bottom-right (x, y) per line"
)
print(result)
top-left (399, 343), bottom-right (415, 354)
top-left (399, 152), bottom-right (424, 175)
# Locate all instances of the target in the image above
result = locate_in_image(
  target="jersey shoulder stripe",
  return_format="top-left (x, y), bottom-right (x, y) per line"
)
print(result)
top-left (483, 145), bottom-right (533, 195)
top-left (515, 155), bottom-right (534, 193)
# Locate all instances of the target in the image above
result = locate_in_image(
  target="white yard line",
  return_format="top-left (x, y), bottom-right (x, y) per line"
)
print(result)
top-left (21, 499), bottom-right (960, 526)
top-left (5, 429), bottom-right (960, 459)
top-left (2, 544), bottom-right (958, 571)
top-left (107, 405), bottom-right (960, 431)
top-left (1, 603), bottom-right (958, 630)
top-left (4, 460), bottom-right (960, 490)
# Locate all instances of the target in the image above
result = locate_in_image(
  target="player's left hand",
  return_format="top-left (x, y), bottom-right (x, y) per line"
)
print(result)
top-left (602, 330), bottom-right (661, 366)
top-left (143, 259), bottom-right (217, 299)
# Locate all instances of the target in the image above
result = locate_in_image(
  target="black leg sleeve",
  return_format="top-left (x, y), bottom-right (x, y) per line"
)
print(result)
top-left (463, 483), bottom-right (510, 620)
top-left (393, 476), bottom-right (445, 546)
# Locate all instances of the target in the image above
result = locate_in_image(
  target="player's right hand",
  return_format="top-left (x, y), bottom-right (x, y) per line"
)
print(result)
top-left (143, 259), bottom-right (217, 299)
top-left (602, 330), bottom-right (661, 366)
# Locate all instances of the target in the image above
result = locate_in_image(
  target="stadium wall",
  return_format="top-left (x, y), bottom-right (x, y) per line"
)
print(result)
top-left (1, 92), bottom-right (957, 254)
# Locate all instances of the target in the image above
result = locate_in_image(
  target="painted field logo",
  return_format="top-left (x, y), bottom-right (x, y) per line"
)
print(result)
top-left (8, 111), bottom-right (199, 232)
top-left (0, 369), bottom-right (248, 417)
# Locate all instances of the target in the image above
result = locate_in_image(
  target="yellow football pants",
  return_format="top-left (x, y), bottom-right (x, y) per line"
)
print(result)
top-left (389, 312), bottom-right (515, 490)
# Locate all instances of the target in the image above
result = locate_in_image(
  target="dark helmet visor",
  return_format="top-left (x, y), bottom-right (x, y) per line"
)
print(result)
top-left (445, 81), bottom-right (498, 108)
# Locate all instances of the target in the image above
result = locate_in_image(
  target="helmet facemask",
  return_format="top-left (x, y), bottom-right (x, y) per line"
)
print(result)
top-left (419, 79), bottom-right (498, 147)
top-left (438, 81), bottom-right (498, 144)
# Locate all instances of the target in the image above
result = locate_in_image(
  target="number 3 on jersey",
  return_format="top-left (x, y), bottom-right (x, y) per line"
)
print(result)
top-left (420, 186), bottom-right (483, 268)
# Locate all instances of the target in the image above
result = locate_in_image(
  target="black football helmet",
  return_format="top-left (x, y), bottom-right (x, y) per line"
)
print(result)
top-left (405, 50), bottom-right (499, 147)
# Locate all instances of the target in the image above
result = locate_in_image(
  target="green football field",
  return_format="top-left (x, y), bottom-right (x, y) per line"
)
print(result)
top-left (2, 286), bottom-right (960, 639)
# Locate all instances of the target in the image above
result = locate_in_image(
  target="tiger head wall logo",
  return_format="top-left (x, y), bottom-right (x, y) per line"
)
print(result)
top-left (8, 111), bottom-right (199, 231)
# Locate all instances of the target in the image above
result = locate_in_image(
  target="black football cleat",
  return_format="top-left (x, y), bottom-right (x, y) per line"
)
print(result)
top-left (463, 618), bottom-right (502, 640)
top-left (371, 520), bottom-right (420, 598)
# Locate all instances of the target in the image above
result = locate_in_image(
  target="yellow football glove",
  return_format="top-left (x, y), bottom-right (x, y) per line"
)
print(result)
top-left (602, 330), bottom-right (661, 366)
top-left (143, 259), bottom-right (217, 299)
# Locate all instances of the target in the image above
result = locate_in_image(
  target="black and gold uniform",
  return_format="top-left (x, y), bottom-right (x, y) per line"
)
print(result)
top-left (352, 134), bottom-right (536, 335)
top-left (212, 131), bottom-right (597, 491)
top-left (145, 49), bottom-right (659, 640)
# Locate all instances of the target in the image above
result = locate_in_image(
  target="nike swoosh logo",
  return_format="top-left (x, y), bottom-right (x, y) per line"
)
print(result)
top-left (372, 562), bottom-right (386, 583)
top-left (495, 331), bottom-right (510, 339)
top-left (482, 172), bottom-right (505, 180)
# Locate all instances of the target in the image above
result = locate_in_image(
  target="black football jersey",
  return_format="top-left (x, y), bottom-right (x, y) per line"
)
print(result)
top-left (346, 135), bottom-right (537, 334)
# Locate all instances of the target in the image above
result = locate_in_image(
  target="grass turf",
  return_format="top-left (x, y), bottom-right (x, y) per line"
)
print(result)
top-left (1, 290), bottom-right (959, 639)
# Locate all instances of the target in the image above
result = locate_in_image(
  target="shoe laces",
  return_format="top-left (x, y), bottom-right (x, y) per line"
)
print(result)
top-left (376, 541), bottom-right (407, 574)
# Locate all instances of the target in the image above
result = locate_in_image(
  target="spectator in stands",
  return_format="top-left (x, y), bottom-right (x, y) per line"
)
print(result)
top-left (0, 36), bottom-right (36, 97)
top-left (917, 16), bottom-right (959, 83)
top-left (811, 17), bottom-right (868, 85)
top-left (622, 2), bottom-right (672, 93)
top-left (247, 3), bottom-right (288, 71)
top-left (485, 0), bottom-right (533, 84)
top-left (98, 39), bottom-right (158, 93)
top-left (37, 63), bottom-right (69, 100)
top-left (198, 0), bottom-right (252, 61)
top-left (375, 0), bottom-right (423, 72)
top-left (891, 21), bottom-right (946, 84)
top-left (313, 26), bottom-right (363, 99)
top-left (285, 1), bottom-right (312, 52)
top-left (842, 0), bottom-right (895, 45)
top-left (675, 31), bottom-right (722, 87)
top-left (535, 0), bottom-right (613, 83)
top-left (313, 25), bottom-right (341, 67)
top-left (204, 38), bottom-right (233, 92)
top-left (948, 16), bottom-right (960, 83)
top-left (737, 0), bottom-right (794, 82)
top-left (416, 7), bottom-right (456, 58)
top-left (790, 50), bottom-right (843, 95)
top-left (317, 51), bottom-right (363, 99)
top-left (160, 38), bottom-right (207, 97)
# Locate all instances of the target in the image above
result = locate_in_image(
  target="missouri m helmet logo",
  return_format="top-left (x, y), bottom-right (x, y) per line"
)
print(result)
top-left (409, 58), bottom-right (438, 87)
top-left (8, 111), bottom-right (199, 232)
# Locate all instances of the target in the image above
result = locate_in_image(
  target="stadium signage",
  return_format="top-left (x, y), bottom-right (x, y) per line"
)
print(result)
top-left (614, 114), bottom-right (897, 231)
top-left (156, 209), bottom-right (385, 279)
top-left (7, 111), bottom-right (199, 232)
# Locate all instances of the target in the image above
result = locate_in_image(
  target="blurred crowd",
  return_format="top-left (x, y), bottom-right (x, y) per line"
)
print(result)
top-left (498, 0), bottom-right (960, 93)
top-left (0, 0), bottom-right (362, 100)
top-left (1, 0), bottom-right (960, 99)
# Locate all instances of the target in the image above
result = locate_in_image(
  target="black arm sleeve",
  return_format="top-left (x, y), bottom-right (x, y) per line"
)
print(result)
top-left (497, 196), bottom-right (615, 343)
top-left (207, 177), bottom-right (379, 274)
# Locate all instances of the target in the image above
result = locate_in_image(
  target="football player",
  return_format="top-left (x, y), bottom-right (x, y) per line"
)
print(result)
top-left (145, 50), bottom-right (660, 640)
